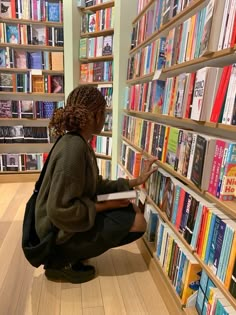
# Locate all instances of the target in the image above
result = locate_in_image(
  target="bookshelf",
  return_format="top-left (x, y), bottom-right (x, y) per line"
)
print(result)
top-left (0, 0), bottom-right (65, 181)
top-left (120, 0), bottom-right (236, 313)
top-left (76, 0), bottom-right (138, 179)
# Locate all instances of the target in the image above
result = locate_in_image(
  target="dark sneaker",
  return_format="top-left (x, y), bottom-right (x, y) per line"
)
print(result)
top-left (45, 263), bottom-right (95, 283)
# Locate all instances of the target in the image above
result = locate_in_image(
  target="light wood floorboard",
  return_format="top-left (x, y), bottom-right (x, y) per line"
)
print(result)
top-left (0, 182), bottom-right (170, 315)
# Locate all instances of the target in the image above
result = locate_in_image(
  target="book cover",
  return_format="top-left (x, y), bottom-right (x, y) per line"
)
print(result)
top-left (165, 127), bottom-right (179, 169)
top-left (219, 143), bottom-right (236, 201)
top-left (0, 100), bottom-right (12, 118)
top-left (0, 48), bottom-right (6, 67)
top-left (0, 0), bottom-right (11, 18)
top-left (199, 0), bottom-right (215, 56)
top-left (25, 154), bottom-right (38, 170)
top-left (48, 0), bottom-right (60, 22)
top-left (88, 13), bottom-right (96, 32)
top-left (19, 101), bottom-right (34, 118)
top-left (190, 135), bottom-right (207, 188)
top-left (6, 24), bottom-right (19, 44)
top-left (184, 197), bottom-right (199, 245)
top-left (102, 35), bottom-right (113, 56)
top-left (97, 190), bottom-right (137, 202)
top-left (14, 50), bottom-right (27, 69)
top-left (51, 75), bottom-right (64, 93)
top-left (93, 62), bottom-right (104, 82)
top-left (27, 52), bottom-right (43, 69)
top-left (0, 73), bottom-right (13, 92)
top-left (152, 80), bottom-right (165, 114)
top-left (31, 25), bottom-right (46, 45)
top-left (190, 67), bottom-right (208, 121)
top-left (229, 259), bottom-right (236, 298)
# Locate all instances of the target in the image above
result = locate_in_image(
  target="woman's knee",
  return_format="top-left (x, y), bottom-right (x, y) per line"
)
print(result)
top-left (129, 212), bottom-right (147, 232)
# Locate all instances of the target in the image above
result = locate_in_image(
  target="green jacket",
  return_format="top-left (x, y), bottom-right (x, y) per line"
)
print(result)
top-left (35, 133), bottom-right (129, 244)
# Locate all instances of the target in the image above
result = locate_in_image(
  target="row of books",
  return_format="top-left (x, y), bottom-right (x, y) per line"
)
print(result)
top-left (144, 167), bottom-right (236, 295)
top-left (0, 100), bottom-right (64, 119)
top-left (97, 158), bottom-right (111, 179)
top-left (0, 0), bottom-right (63, 22)
top-left (196, 270), bottom-right (235, 314)
top-left (0, 152), bottom-right (48, 172)
top-left (79, 35), bottom-right (113, 58)
top-left (0, 125), bottom-right (49, 143)
top-left (122, 117), bottom-right (236, 200)
top-left (81, 8), bottom-right (114, 33)
top-left (153, 208), bottom-right (202, 305)
top-left (131, 0), bottom-right (196, 50)
top-left (90, 135), bottom-right (112, 156)
top-left (164, 0), bottom-right (236, 67)
top-left (125, 63), bottom-right (236, 125)
top-left (80, 61), bottom-right (113, 82)
top-left (163, 65), bottom-right (236, 124)
top-left (0, 23), bottom-right (64, 46)
top-left (98, 86), bottom-right (112, 108)
top-left (121, 143), bottom-right (142, 178)
top-left (127, 37), bottom-right (165, 80)
top-left (0, 73), bottom-right (64, 93)
top-left (0, 48), bottom-right (64, 71)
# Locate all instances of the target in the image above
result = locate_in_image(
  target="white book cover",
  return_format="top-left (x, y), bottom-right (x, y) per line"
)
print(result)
top-left (190, 67), bottom-right (208, 121)
top-left (217, 0), bottom-right (231, 51)
top-left (225, 64), bottom-right (236, 124)
top-left (97, 189), bottom-right (138, 202)
top-left (96, 36), bottom-right (103, 57)
top-left (187, 133), bottom-right (197, 180)
top-left (223, 0), bottom-right (236, 49)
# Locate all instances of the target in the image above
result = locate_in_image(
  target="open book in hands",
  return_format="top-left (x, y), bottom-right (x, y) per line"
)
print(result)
top-left (97, 190), bottom-right (138, 202)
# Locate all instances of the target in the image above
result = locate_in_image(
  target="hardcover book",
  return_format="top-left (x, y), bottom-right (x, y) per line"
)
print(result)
top-left (97, 190), bottom-right (137, 202)
top-left (190, 135), bottom-right (207, 188)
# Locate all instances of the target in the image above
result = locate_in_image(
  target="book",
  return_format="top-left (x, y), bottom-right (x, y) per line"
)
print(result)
top-left (97, 190), bottom-right (138, 202)
top-left (48, 0), bottom-right (60, 22)
top-left (102, 35), bottom-right (113, 56)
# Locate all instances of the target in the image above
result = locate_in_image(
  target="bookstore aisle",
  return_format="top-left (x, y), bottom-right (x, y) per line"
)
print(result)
top-left (0, 182), bottom-right (171, 315)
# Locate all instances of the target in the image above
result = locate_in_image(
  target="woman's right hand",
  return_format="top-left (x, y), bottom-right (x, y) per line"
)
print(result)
top-left (95, 199), bottom-right (130, 212)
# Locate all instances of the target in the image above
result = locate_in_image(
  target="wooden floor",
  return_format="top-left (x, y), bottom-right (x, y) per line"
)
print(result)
top-left (0, 182), bottom-right (170, 315)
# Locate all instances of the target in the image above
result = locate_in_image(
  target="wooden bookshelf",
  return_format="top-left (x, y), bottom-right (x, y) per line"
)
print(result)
top-left (80, 55), bottom-right (113, 63)
top-left (161, 45), bottom-right (236, 78)
top-left (122, 136), bottom-right (236, 217)
top-left (97, 131), bottom-right (112, 137)
top-left (79, 81), bottom-right (113, 85)
top-left (0, 17), bottom-right (63, 27)
top-left (136, 237), bottom-right (185, 315)
top-left (132, 0), bottom-right (155, 25)
top-left (95, 153), bottom-right (112, 160)
top-left (81, 1), bottom-right (115, 12)
top-left (1, 68), bottom-right (64, 75)
top-left (0, 43), bottom-right (63, 52)
top-left (80, 28), bottom-right (114, 38)
top-left (0, 92), bottom-right (65, 101)
top-left (130, 0), bottom-right (207, 55)
top-left (0, 172), bottom-right (39, 183)
top-left (123, 110), bottom-right (236, 137)
top-left (0, 118), bottom-right (50, 122)
top-left (126, 73), bottom-right (154, 85)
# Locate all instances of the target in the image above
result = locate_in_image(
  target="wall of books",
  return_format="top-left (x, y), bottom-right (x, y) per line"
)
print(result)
top-left (77, 0), bottom-right (114, 178)
top-left (119, 0), bottom-right (236, 314)
top-left (0, 0), bottom-right (65, 180)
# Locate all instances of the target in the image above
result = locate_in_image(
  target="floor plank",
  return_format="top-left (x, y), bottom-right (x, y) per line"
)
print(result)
top-left (0, 182), bottom-right (171, 315)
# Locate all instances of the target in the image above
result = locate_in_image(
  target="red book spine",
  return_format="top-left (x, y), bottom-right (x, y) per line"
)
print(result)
top-left (210, 65), bottom-right (232, 123)
top-left (184, 72), bottom-right (196, 118)
top-left (230, 14), bottom-right (236, 47)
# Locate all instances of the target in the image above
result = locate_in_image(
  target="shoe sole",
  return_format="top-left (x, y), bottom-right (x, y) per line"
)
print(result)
top-left (45, 268), bottom-right (95, 284)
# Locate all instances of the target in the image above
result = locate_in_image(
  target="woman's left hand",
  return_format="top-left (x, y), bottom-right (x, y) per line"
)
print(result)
top-left (129, 157), bottom-right (158, 188)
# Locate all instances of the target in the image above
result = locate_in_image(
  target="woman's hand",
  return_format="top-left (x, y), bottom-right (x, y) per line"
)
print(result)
top-left (129, 157), bottom-right (158, 188)
top-left (95, 199), bottom-right (130, 212)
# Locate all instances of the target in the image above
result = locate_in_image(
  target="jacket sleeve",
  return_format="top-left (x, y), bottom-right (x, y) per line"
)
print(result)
top-left (96, 175), bottom-right (130, 195)
top-left (47, 170), bottom-right (96, 233)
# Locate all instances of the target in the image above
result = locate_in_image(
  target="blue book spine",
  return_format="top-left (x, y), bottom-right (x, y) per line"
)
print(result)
top-left (171, 185), bottom-right (180, 224)
top-left (156, 0), bottom-right (164, 30)
top-left (175, 251), bottom-right (186, 295)
top-left (191, 203), bottom-right (203, 249)
top-left (212, 220), bottom-right (226, 275)
top-left (221, 227), bottom-right (234, 282)
top-left (208, 216), bottom-right (221, 269)
top-left (217, 225), bottom-right (229, 280)
top-left (204, 212), bottom-right (216, 264)
top-left (179, 192), bottom-right (190, 233)
top-left (157, 37), bottom-right (166, 69)
top-left (157, 223), bottom-right (164, 258)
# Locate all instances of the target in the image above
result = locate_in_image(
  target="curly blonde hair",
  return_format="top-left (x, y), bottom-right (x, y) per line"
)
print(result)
top-left (49, 85), bottom-right (106, 135)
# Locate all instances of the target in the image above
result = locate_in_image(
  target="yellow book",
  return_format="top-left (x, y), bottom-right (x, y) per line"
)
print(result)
top-left (164, 234), bottom-right (174, 274)
top-left (181, 257), bottom-right (201, 305)
top-left (201, 211), bottom-right (212, 260)
top-left (185, 15), bottom-right (196, 62)
top-left (134, 118), bottom-right (142, 147)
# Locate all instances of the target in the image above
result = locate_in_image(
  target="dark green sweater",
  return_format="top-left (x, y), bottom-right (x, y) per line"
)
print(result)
top-left (35, 133), bottom-right (130, 244)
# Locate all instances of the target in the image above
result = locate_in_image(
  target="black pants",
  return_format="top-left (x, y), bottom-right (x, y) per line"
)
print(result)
top-left (47, 204), bottom-right (144, 268)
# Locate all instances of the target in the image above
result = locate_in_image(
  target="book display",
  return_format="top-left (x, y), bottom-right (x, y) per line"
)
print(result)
top-left (0, 0), bottom-right (65, 182)
top-left (119, 0), bottom-right (236, 314)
